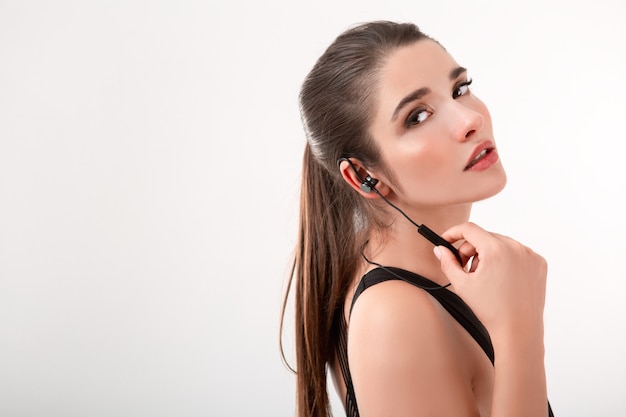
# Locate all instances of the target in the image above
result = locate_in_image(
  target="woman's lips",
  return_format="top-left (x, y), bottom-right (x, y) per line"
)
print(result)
top-left (465, 148), bottom-right (498, 171)
top-left (465, 140), bottom-right (498, 171)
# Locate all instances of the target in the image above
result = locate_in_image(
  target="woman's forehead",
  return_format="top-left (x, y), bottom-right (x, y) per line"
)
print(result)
top-left (380, 40), bottom-right (459, 93)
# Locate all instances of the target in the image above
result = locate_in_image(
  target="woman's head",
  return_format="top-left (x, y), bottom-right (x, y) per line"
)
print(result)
top-left (365, 38), bottom-right (507, 208)
top-left (300, 21), bottom-right (506, 215)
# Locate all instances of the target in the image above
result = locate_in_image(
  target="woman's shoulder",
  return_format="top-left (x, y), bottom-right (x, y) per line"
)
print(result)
top-left (348, 273), bottom-right (451, 340)
top-left (346, 272), bottom-right (478, 414)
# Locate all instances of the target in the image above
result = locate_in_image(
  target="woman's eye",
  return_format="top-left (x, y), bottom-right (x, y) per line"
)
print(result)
top-left (453, 79), bottom-right (473, 98)
top-left (405, 108), bottom-right (431, 127)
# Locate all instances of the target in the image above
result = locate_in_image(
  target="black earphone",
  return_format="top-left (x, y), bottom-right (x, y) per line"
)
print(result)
top-left (359, 174), bottom-right (379, 194)
top-left (338, 157), bottom-right (463, 266)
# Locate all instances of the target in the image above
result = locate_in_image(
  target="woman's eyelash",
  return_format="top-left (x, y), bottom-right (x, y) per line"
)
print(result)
top-left (453, 78), bottom-right (473, 98)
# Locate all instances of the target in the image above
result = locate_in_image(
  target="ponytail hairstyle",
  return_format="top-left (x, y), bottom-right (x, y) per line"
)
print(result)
top-left (280, 21), bottom-right (432, 417)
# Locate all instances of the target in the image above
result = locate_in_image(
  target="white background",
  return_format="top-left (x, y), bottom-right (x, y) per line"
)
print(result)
top-left (1, 1), bottom-right (625, 416)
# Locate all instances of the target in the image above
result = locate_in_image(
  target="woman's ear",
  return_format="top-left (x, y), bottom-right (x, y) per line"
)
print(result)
top-left (338, 158), bottom-right (391, 199)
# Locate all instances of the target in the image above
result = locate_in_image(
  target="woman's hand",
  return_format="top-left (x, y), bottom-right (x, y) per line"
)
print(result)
top-left (434, 222), bottom-right (547, 339)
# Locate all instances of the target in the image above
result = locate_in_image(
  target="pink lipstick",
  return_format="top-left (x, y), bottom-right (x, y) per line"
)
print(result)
top-left (465, 140), bottom-right (498, 171)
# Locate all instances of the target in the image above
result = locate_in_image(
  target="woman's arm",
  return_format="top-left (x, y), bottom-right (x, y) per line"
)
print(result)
top-left (436, 221), bottom-right (549, 417)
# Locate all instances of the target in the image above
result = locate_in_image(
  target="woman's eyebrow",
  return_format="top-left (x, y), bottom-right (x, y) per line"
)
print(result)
top-left (449, 66), bottom-right (467, 80)
top-left (390, 66), bottom-right (468, 122)
top-left (391, 87), bottom-right (430, 121)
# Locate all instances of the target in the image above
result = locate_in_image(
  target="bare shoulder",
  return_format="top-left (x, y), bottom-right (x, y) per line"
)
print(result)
top-left (348, 279), bottom-right (456, 363)
top-left (347, 279), bottom-right (480, 416)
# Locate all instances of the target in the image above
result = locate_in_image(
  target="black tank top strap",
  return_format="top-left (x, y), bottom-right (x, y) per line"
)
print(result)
top-left (336, 306), bottom-right (359, 417)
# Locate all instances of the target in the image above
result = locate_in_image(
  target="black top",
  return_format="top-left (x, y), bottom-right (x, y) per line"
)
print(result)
top-left (335, 266), bottom-right (554, 417)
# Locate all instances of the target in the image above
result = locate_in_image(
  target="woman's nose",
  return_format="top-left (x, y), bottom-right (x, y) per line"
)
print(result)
top-left (451, 102), bottom-right (484, 142)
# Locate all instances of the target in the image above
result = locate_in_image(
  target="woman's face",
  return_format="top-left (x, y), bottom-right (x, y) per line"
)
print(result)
top-left (369, 39), bottom-right (507, 208)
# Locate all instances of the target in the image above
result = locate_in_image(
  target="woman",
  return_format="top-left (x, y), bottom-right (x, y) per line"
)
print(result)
top-left (281, 21), bottom-right (554, 417)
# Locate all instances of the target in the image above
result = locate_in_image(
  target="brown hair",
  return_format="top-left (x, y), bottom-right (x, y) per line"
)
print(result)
top-left (281, 21), bottom-right (431, 417)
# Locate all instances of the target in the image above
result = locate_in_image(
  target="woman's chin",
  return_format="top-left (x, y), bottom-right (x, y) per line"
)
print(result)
top-left (472, 171), bottom-right (508, 203)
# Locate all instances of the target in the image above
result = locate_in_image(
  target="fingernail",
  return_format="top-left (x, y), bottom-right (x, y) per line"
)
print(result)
top-left (433, 246), bottom-right (442, 260)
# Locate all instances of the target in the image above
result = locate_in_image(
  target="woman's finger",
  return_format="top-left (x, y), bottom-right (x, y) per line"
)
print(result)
top-left (457, 239), bottom-right (477, 258)
top-left (440, 222), bottom-right (494, 248)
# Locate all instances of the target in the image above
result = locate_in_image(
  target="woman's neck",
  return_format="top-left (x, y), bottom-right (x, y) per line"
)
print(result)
top-left (364, 203), bottom-right (472, 286)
